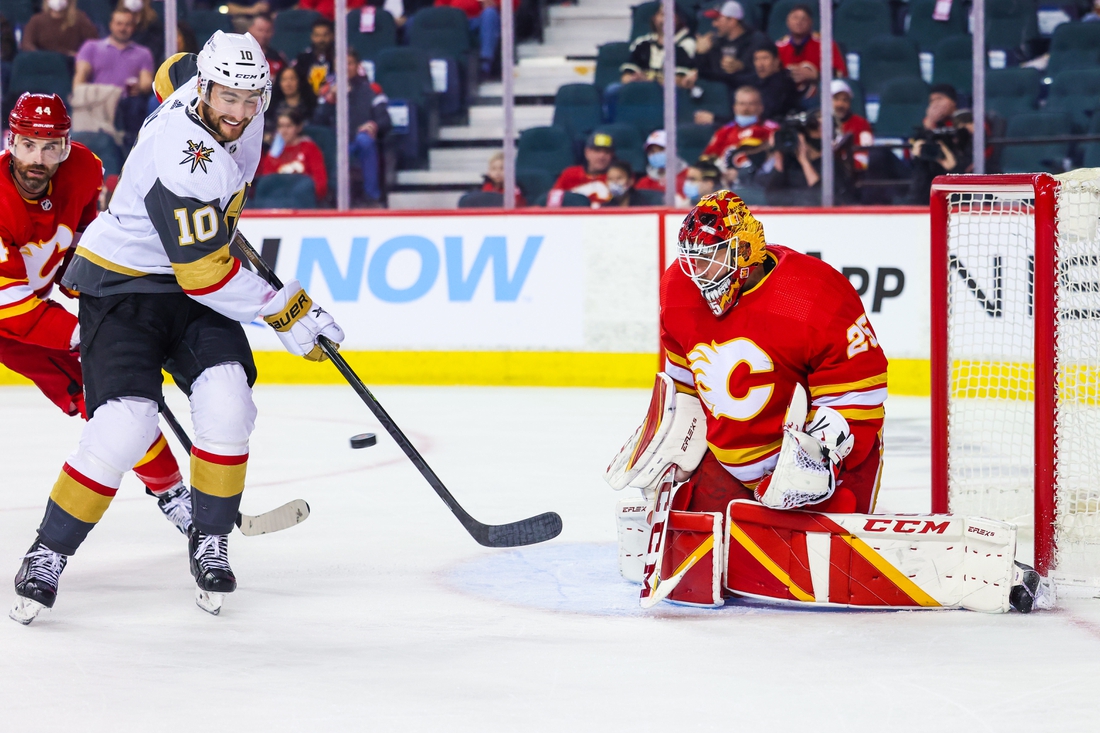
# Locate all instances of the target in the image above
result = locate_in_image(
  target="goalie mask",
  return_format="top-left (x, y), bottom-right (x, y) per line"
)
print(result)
top-left (677, 191), bottom-right (766, 317)
top-left (7, 93), bottom-right (71, 166)
top-left (196, 31), bottom-right (271, 118)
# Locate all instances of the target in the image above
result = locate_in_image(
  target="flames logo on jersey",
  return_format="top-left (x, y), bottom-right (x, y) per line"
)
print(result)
top-left (688, 338), bottom-right (775, 422)
top-left (180, 140), bottom-right (214, 174)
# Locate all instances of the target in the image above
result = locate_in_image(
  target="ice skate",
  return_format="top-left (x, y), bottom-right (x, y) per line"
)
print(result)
top-left (10, 540), bottom-right (68, 625)
top-left (151, 484), bottom-right (193, 535)
top-left (1009, 562), bottom-right (1056, 613)
top-left (189, 529), bottom-right (235, 616)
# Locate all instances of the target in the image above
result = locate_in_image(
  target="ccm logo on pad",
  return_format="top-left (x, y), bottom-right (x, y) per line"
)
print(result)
top-left (862, 519), bottom-right (950, 534)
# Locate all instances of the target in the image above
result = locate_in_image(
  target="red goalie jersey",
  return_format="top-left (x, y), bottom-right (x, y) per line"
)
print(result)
top-left (0, 142), bottom-right (102, 350)
top-left (661, 245), bottom-right (888, 513)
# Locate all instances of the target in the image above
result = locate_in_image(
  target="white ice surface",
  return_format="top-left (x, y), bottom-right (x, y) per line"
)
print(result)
top-left (2, 387), bottom-right (1100, 732)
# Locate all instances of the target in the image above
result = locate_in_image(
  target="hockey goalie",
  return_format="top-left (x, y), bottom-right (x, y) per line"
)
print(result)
top-left (605, 191), bottom-right (1054, 614)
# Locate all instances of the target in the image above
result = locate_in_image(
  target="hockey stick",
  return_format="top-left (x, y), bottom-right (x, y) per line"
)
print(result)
top-left (232, 231), bottom-right (563, 548)
top-left (158, 400), bottom-right (311, 536)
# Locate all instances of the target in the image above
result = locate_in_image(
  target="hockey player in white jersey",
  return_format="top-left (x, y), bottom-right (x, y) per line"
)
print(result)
top-left (11, 31), bottom-right (344, 624)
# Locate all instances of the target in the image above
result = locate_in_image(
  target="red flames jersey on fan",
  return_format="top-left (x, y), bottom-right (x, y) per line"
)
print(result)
top-left (0, 142), bottom-right (103, 350)
top-left (701, 120), bottom-right (780, 163)
top-left (660, 245), bottom-right (888, 492)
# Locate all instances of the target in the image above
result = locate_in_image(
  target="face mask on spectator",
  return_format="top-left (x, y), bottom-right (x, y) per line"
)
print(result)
top-left (269, 133), bottom-right (286, 159)
top-left (682, 180), bottom-right (701, 203)
top-left (609, 181), bottom-right (628, 198)
top-left (735, 114), bottom-right (758, 127)
top-left (648, 151), bottom-right (667, 169)
top-left (124, 0), bottom-right (143, 11)
top-left (47, 0), bottom-right (67, 12)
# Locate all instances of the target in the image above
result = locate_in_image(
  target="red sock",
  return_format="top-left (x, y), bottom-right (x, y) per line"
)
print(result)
top-left (132, 432), bottom-right (183, 494)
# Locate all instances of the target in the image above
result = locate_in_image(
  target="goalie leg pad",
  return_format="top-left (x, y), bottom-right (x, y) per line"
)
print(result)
top-left (661, 510), bottom-right (724, 608)
top-left (616, 497), bottom-right (651, 584)
top-left (724, 500), bottom-right (1019, 613)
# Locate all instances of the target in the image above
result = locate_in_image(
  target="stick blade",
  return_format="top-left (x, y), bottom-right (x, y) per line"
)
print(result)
top-left (476, 512), bottom-right (563, 548)
top-left (237, 499), bottom-right (311, 536)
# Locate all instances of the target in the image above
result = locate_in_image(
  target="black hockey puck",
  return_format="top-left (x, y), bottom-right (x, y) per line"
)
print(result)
top-left (350, 433), bottom-right (377, 449)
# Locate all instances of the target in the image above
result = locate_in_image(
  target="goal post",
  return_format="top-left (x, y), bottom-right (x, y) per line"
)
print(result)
top-left (930, 171), bottom-right (1100, 586)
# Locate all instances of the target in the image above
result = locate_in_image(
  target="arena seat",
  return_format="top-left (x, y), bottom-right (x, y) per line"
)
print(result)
top-left (999, 113), bottom-right (1072, 174)
top-left (858, 35), bottom-right (921, 96)
top-left (516, 126), bottom-right (575, 179)
top-left (614, 81), bottom-right (664, 137)
top-left (186, 9), bottom-right (233, 47)
top-left (1046, 21), bottom-right (1100, 77)
top-left (691, 78), bottom-right (731, 123)
top-left (72, 131), bottom-right (122, 177)
top-left (932, 35), bottom-right (974, 96)
top-left (594, 42), bottom-right (632, 92)
top-left (678, 123), bottom-right (717, 165)
top-left (302, 125), bottom-right (337, 203)
top-left (552, 83), bottom-right (603, 143)
top-left (1082, 115), bottom-right (1100, 168)
top-left (8, 51), bottom-right (72, 100)
top-left (984, 0), bottom-right (1040, 56)
top-left (516, 167), bottom-right (555, 203)
top-left (253, 174), bottom-right (318, 209)
top-left (985, 67), bottom-right (1041, 120)
top-left (272, 10), bottom-right (323, 59)
top-left (458, 191), bottom-right (504, 208)
top-left (906, 0), bottom-right (969, 53)
top-left (347, 8), bottom-right (398, 61)
top-left (1044, 69), bottom-right (1100, 134)
top-left (834, 0), bottom-right (891, 55)
top-left (873, 77), bottom-right (929, 138)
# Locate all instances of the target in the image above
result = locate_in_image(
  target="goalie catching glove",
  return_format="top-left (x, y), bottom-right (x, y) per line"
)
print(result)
top-left (605, 372), bottom-right (708, 494)
top-left (755, 383), bottom-right (854, 510)
top-left (259, 279), bottom-right (345, 361)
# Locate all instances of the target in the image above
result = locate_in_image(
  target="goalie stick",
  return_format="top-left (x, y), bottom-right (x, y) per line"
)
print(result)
top-left (232, 231), bottom-right (563, 548)
top-left (158, 401), bottom-right (310, 536)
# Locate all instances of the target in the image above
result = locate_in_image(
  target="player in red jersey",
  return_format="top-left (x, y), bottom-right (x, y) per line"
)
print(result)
top-left (660, 191), bottom-right (887, 514)
top-left (0, 93), bottom-right (192, 534)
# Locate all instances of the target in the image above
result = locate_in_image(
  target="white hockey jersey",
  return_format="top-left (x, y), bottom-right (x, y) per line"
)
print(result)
top-left (64, 54), bottom-right (274, 323)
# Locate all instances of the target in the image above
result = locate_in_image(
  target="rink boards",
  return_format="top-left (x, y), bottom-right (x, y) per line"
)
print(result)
top-left (0, 207), bottom-right (933, 393)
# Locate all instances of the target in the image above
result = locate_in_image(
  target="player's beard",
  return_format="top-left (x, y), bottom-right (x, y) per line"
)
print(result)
top-left (198, 100), bottom-right (252, 144)
top-left (10, 157), bottom-right (58, 197)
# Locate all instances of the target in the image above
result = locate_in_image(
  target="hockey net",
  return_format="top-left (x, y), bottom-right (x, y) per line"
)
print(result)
top-left (931, 171), bottom-right (1100, 587)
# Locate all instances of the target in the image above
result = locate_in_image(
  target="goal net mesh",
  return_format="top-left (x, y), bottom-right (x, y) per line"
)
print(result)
top-left (945, 171), bottom-right (1100, 585)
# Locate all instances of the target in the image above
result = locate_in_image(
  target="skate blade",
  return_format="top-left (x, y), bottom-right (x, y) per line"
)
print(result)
top-left (195, 589), bottom-right (224, 616)
top-left (9, 597), bottom-right (46, 625)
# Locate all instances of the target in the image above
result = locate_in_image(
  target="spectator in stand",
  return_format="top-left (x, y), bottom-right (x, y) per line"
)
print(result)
top-left (435, 0), bottom-right (515, 80)
top-left (120, 0), bottom-right (164, 63)
top-left (679, 160), bottom-right (721, 206)
top-left (266, 66), bottom-right (318, 145)
top-left (249, 14), bottom-right (288, 80)
top-left (776, 5), bottom-right (847, 107)
top-left (621, 4), bottom-right (696, 86)
top-left (21, 0), bottom-right (99, 56)
top-left (748, 44), bottom-right (800, 122)
top-left (298, 0), bottom-right (364, 21)
top-left (223, 0), bottom-right (272, 19)
top-left (345, 50), bottom-right (392, 206)
top-left (634, 130), bottom-right (688, 195)
top-left (760, 109), bottom-right (856, 204)
top-left (832, 79), bottom-right (872, 172)
top-left (480, 151), bottom-right (527, 207)
top-left (601, 160), bottom-right (643, 207)
top-left (296, 19), bottom-right (337, 95)
top-left (695, 1), bottom-right (770, 93)
top-left (700, 86), bottom-right (780, 185)
top-left (259, 108), bottom-right (329, 204)
top-left (550, 131), bottom-right (614, 205)
top-left (74, 10), bottom-right (154, 149)
top-left (907, 84), bottom-right (968, 204)
top-left (1085, 0), bottom-right (1100, 20)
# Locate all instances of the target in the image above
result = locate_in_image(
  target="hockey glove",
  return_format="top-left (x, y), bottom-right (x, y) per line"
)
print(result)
top-left (259, 280), bottom-right (345, 361)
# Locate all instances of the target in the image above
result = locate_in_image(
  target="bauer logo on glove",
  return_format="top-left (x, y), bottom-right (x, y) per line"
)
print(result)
top-left (259, 279), bottom-right (345, 361)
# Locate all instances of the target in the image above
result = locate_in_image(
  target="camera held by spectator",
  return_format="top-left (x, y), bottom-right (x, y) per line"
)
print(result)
top-left (907, 84), bottom-right (970, 204)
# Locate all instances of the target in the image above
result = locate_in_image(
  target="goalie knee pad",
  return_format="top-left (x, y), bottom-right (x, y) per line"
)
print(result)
top-left (616, 497), bottom-right (650, 584)
top-left (662, 510), bottom-right (724, 607)
top-left (605, 373), bottom-right (707, 493)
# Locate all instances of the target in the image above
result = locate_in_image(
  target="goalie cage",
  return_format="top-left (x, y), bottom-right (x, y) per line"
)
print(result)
top-left (930, 170), bottom-right (1100, 588)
